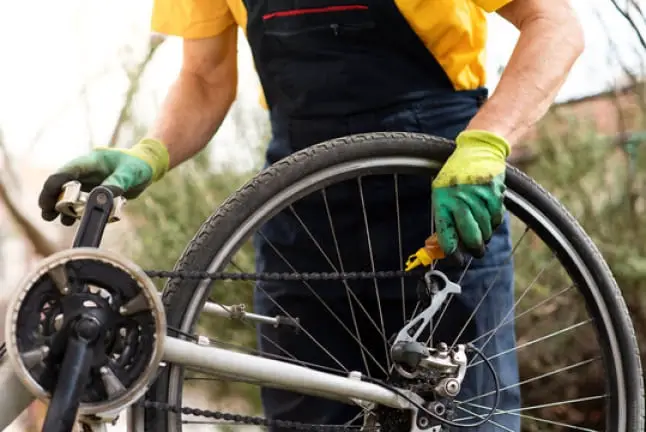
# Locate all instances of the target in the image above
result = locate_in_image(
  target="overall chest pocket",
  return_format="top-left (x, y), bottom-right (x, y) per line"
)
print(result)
top-left (262, 1), bottom-right (376, 36)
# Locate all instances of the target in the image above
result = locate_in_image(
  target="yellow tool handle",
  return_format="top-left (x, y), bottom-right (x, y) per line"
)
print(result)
top-left (405, 233), bottom-right (446, 271)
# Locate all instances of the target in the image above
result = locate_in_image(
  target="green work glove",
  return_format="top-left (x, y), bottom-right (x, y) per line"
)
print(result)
top-left (432, 130), bottom-right (510, 258)
top-left (38, 138), bottom-right (169, 225)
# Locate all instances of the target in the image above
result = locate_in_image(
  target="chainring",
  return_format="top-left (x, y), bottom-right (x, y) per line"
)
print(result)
top-left (3, 248), bottom-right (166, 415)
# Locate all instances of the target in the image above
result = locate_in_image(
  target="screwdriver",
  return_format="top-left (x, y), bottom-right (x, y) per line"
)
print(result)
top-left (405, 233), bottom-right (446, 271)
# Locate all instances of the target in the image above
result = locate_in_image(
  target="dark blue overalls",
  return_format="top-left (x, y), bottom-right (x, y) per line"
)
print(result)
top-left (244, 1), bottom-right (521, 430)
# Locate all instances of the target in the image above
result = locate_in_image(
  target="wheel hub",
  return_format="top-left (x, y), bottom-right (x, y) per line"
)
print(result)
top-left (3, 248), bottom-right (166, 415)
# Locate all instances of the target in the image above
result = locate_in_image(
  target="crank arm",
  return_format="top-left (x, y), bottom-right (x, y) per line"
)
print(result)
top-left (70, 185), bottom-right (117, 248)
top-left (394, 270), bottom-right (461, 344)
top-left (42, 327), bottom-right (96, 432)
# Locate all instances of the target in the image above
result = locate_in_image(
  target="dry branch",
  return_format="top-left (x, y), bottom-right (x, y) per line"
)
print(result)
top-left (609, 0), bottom-right (646, 52)
top-left (107, 36), bottom-right (166, 148)
top-left (0, 178), bottom-right (60, 257)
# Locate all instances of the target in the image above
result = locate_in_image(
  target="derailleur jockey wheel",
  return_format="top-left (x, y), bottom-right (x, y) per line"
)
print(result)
top-left (3, 247), bottom-right (166, 416)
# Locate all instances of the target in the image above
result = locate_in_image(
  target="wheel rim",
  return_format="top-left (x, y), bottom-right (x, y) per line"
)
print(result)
top-left (158, 156), bottom-right (627, 432)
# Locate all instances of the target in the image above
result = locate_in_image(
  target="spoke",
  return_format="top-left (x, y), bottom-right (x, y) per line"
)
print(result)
top-left (427, 253), bottom-right (476, 345)
top-left (259, 232), bottom-right (388, 375)
top-left (453, 404), bottom-right (515, 432)
top-left (286, 206), bottom-right (389, 348)
top-left (432, 226), bottom-right (529, 347)
top-left (224, 262), bottom-right (319, 368)
top-left (254, 281), bottom-right (349, 372)
top-left (469, 284), bottom-right (576, 346)
top-left (456, 403), bottom-right (600, 432)
top-left (344, 410), bottom-right (366, 426)
top-left (357, 176), bottom-right (390, 370)
top-left (427, 187), bottom-right (436, 347)
top-left (187, 331), bottom-right (348, 376)
top-left (508, 413), bottom-right (599, 432)
top-left (458, 356), bottom-right (599, 404)
top-left (456, 255), bottom-right (475, 284)
top-left (469, 319), bottom-right (592, 368)
top-left (506, 394), bottom-right (607, 413)
top-left (469, 253), bottom-right (558, 364)
top-left (463, 394), bottom-right (606, 416)
top-left (321, 189), bottom-right (372, 377)
top-left (448, 226), bottom-right (530, 350)
top-left (393, 174), bottom-right (406, 326)
top-left (409, 301), bottom-right (421, 322)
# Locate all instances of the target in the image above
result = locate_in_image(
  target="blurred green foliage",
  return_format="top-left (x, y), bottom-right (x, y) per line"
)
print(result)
top-left (509, 105), bottom-right (646, 430)
top-left (122, 146), bottom-right (263, 411)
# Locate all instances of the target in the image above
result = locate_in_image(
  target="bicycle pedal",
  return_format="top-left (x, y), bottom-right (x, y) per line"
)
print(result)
top-left (55, 181), bottom-right (126, 223)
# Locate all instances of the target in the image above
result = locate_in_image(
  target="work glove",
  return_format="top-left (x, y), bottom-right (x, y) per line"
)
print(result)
top-left (38, 138), bottom-right (169, 225)
top-left (432, 130), bottom-right (510, 259)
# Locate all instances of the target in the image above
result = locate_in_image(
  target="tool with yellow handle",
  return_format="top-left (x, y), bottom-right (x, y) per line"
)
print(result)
top-left (405, 233), bottom-right (446, 271)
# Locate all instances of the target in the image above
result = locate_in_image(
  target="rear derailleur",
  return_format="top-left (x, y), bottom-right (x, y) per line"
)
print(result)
top-left (371, 270), bottom-right (468, 431)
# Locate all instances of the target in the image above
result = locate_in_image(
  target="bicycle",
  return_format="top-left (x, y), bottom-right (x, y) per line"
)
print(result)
top-left (0, 132), bottom-right (642, 432)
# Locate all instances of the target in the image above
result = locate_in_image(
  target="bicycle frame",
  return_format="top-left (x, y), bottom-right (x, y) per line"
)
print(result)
top-left (0, 184), bottom-right (421, 430)
top-left (0, 336), bottom-right (414, 430)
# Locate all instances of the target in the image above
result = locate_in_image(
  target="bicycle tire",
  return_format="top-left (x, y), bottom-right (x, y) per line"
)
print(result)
top-left (140, 132), bottom-right (644, 432)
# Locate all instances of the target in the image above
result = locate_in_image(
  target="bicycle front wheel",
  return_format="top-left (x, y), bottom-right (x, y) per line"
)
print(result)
top-left (141, 132), bottom-right (644, 431)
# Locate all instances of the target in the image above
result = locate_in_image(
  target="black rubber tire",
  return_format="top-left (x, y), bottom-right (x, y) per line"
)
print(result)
top-left (143, 132), bottom-right (644, 432)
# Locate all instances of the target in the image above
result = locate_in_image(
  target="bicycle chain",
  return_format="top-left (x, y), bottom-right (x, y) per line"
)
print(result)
top-left (144, 269), bottom-right (420, 281)
top-left (138, 268), bottom-right (422, 429)
top-left (138, 400), bottom-right (371, 430)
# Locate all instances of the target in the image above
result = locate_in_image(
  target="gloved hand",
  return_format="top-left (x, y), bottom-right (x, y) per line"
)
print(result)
top-left (432, 130), bottom-right (510, 258)
top-left (38, 138), bottom-right (169, 225)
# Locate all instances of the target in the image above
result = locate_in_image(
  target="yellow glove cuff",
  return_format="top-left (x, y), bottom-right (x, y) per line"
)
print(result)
top-left (456, 130), bottom-right (511, 159)
top-left (126, 138), bottom-right (170, 182)
top-left (94, 139), bottom-right (170, 182)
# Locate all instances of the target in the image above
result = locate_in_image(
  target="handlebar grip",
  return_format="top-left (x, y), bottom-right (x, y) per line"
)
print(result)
top-left (54, 181), bottom-right (126, 223)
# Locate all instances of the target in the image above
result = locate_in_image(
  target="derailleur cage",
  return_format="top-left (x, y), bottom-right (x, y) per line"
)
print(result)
top-left (390, 270), bottom-right (467, 391)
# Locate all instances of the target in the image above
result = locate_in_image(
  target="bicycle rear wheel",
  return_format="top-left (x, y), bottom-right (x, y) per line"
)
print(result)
top-left (140, 132), bottom-right (644, 431)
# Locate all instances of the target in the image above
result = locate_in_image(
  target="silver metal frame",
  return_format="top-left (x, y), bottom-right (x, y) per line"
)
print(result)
top-left (0, 334), bottom-right (415, 431)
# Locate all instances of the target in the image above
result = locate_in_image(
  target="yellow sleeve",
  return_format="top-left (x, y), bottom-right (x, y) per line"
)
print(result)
top-left (471, 0), bottom-right (513, 13)
top-left (151, 0), bottom-right (236, 39)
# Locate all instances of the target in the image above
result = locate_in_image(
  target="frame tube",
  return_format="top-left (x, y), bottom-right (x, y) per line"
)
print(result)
top-left (163, 337), bottom-right (412, 410)
top-left (0, 358), bottom-right (35, 430)
top-left (0, 335), bottom-right (413, 429)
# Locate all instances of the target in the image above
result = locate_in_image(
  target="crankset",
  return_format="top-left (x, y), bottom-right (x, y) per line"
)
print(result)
top-left (3, 185), bottom-right (166, 431)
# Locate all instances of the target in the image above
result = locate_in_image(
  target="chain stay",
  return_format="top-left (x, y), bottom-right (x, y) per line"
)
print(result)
top-left (137, 268), bottom-right (424, 428)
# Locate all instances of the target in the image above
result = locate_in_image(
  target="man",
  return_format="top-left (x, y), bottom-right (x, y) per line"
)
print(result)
top-left (38, 0), bottom-right (584, 430)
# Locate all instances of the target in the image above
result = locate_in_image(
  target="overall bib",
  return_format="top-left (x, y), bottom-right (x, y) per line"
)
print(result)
top-left (243, 1), bottom-right (521, 430)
